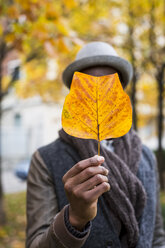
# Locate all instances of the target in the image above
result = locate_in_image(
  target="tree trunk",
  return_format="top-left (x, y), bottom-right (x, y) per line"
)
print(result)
top-left (0, 42), bottom-right (6, 224)
top-left (156, 64), bottom-right (165, 190)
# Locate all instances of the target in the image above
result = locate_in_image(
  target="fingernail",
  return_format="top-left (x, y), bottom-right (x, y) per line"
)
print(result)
top-left (107, 183), bottom-right (111, 191)
top-left (105, 169), bottom-right (109, 175)
top-left (97, 156), bottom-right (104, 162)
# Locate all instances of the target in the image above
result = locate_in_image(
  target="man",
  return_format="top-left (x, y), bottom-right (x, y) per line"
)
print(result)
top-left (26, 42), bottom-right (165, 248)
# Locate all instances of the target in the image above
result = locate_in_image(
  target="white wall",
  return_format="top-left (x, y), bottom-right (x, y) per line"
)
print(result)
top-left (1, 94), bottom-right (63, 166)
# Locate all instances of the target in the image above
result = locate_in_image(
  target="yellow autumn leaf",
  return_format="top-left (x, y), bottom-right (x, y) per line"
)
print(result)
top-left (62, 71), bottom-right (132, 147)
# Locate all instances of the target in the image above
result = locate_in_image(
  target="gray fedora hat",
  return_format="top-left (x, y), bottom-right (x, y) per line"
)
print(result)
top-left (62, 41), bottom-right (133, 88)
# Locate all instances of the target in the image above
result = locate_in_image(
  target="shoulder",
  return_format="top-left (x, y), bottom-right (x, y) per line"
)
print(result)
top-left (29, 139), bottom-right (67, 172)
top-left (28, 150), bottom-right (54, 186)
top-left (38, 138), bottom-right (69, 154)
top-left (38, 137), bottom-right (79, 160)
top-left (36, 138), bottom-right (80, 174)
top-left (29, 138), bottom-right (75, 173)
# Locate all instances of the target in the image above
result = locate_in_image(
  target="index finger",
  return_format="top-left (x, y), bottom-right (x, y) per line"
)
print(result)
top-left (62, 155), bottom-right (105, 183)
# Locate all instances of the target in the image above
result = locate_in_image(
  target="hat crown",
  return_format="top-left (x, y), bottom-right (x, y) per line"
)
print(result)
top-left (76, 41), bottom-right (118, 60)
top-left (62, 41), bottom-right (133, 89)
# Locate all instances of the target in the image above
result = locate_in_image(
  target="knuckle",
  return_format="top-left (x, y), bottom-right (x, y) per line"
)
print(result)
top-left (102, 182), bottom-right (110, 191)
top-left (86, 167), bottom-right (94, 177)
top-left (72, 187), bottom-right (82, 199)
top-left (64, 182), bottom-right (72, 193)
top-left (102, 167), bottom-right (107, 174)
top-left (101, 166), bottom-right (107, 175)
top-left (76, 162), bottom-right (83, 171)
top-left (98, 166), bottom-right (106, 175)
top-left (95, 174), bottom-right (103, 183)
top-left (89, 157), bottom-right (93, 164)
top-left (89, 157), bottom-right (95, 165)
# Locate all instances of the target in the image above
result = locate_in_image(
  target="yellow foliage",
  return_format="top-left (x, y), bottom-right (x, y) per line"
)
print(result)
top-left (63, 0), bottom-right (77, 9)
top-left (136, 74), bottom-right (158, 128)
top-left (15, 59), bottom-right (63, 101)
top-left (0, 228), bottom-right (8, 238)
top-left (15, 60), bottom-right (46, 98)
top-left (137, 75), bottom-right (158, 106)
top-left (45, 2), bottom-right (59, 20)
top-left (1, 76), bottom-right (11, 92)
top-left (0, 192), bottom-right (26, 247)
top-left (0, 25), bottom-right (3, 36)
top-left (5, 33), bottom-right (15, 43)
top-left (57, 38), bottom-right (70, 53)
top-left (7, 6), bottom-right (19, 18)
top-left (31, 19), bottom-right (49, 40)
top-left (55, 18), bottom-right (70, 36)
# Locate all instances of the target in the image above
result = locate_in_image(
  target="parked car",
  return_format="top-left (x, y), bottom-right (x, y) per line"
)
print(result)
top-left (14, 159), bottom-right (30, 180)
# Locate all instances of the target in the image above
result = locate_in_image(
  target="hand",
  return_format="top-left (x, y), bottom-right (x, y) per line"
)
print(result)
top-left (62, 155), bottom-right (110, 231)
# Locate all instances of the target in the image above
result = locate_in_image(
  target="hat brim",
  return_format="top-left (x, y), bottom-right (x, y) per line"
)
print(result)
top-left (62, 55), bottom-right (133, 88)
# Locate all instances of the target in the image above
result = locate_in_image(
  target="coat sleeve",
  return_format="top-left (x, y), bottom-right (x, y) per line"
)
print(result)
top-left (26, 150), bottom-right (90, 248)
top-left (152, 155), bottom-right (165, 248)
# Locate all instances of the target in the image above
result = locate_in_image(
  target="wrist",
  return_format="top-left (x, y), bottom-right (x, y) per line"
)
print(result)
top-left (69, 205), bottom-right (88, 231)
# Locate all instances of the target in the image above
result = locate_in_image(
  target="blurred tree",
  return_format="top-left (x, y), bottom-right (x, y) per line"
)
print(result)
top-left (121, 0), bottom-right (165, 188)
top-left (0, 0), bottom-right (81, 224)
top-left (0, 0), bottom-right (83, 100)
top-left (114, 0), bottom-right (154, 131)
top-left (136, 75), bottom-right (158, 129)
top-left (146, 0), bottom-right (165, 189)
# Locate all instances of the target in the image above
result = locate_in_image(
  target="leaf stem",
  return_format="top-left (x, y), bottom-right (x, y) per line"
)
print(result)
top-left (98, 140), bottom-right (100, 156)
